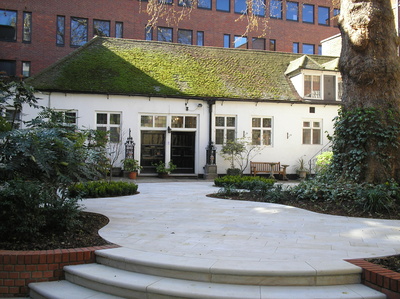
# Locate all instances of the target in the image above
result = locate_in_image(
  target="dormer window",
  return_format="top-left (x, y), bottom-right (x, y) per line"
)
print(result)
top-left (303, 73), bottom-right (342, 101)
top-left (304, 75), bottom-right (321, 99)
top-left (285, 55), bottom-right (342, 102)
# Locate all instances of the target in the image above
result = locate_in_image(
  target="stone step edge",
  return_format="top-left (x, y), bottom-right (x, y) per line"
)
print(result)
top-left (95, 247), bottom-right (362, 286)
top-left (29, 280), bottom-right (123, 299)
top-left (61, 264), bottom-right (385, 299)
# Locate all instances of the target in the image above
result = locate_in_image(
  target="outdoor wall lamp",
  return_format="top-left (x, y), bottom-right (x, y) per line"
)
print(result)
top-left (167, 126), bottom-right (172, 133)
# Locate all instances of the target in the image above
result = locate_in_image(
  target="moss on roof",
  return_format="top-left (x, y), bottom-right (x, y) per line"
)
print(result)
top-left (285, 55), bottom-right (339, 76)
top-left (28, 37), bottom-right (338, 101)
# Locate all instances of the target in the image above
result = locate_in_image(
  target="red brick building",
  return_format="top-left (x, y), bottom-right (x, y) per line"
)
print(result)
top-left (0, 0), bottom-right (340, 77)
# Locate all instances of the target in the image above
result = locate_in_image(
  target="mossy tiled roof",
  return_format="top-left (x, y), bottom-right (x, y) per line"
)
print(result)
top-left (28, 37), bottom-right (338, 101)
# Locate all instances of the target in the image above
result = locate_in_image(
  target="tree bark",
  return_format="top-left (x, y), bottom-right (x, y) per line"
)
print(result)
top-left (338, 0), bottom-right (400, 183)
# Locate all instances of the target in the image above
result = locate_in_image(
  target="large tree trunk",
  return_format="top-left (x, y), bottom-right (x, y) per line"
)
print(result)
top-left (337, 0), bottom-right (400, 183)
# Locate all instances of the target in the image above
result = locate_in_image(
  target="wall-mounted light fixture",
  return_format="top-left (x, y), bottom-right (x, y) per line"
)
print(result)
top-left (167, 126), bottom-right (172, 133)
top-left (197, 103), bottom-right (203, 108)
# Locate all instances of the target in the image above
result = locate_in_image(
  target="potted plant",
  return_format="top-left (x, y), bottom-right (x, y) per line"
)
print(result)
top-left (153, 161), bottom-right (177, 178)
top-left (122, 158), bottom-right (142, 179)
top-left (296, 157), bottom-right (308, 180)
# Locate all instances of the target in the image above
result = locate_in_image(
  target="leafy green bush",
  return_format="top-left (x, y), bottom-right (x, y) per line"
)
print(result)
top-left (0, 81), bottom-right (109, 244)
top-left (315, 151), bottom-right (333, 174)
top-left (291, 174), bottom-right (400, 213)
top-left (216, 178), bottom-right (291, 203)
top-left (214, 175), bottom-right (275, 188)
top-left (330, 107), bottom-right (400, 184)
top-left (217, 184), bottom-right (241, 197)
top-left (356, 182), bottom-right (399, 213)
top-left (0, 180), bottom-right (81, 243)
top-left (69, 180), bottom-right (138, 198)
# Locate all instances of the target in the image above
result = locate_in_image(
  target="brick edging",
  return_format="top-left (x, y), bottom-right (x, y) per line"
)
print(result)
top-left (347, 259), bottom-right (400, 299)
top-left (0, 244), bottom-right (119, 297)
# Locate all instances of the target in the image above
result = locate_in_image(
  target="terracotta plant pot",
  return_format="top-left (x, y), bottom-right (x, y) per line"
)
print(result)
top-left (128, 171), bottom-right (137, 179)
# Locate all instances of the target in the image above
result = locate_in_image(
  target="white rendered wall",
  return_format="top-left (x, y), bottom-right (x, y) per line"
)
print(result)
top-left (23, 92), bottom-right (339, 176)
top-left (213, 100), bottom-right (338, 175)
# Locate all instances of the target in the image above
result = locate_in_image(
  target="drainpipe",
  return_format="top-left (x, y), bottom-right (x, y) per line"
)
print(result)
top-left (206, 99), bottom-right (216, 165)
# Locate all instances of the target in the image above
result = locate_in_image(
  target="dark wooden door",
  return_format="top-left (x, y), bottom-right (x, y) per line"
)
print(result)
top-left (171, 131), bottom-right (195, 174)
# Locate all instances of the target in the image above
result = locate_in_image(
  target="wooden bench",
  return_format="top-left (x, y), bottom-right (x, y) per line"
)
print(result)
top-left (250, 161), bottom-right (288, 180)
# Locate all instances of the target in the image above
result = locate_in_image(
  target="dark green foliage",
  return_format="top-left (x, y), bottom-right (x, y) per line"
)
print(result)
top-left (1, 126), bottom-right (103, 184)
top-left (0, 181), bottom-right (81, 243)
top-left (0, 82), bottom-right (109, 244)
top-left (291, 174), bottom-right (400, 214)
top-left (215, 175), bottom-right (292, 203)
top-left (356, 182), bottom-right (399, 213)
top-left (0, 79), bottom-right (39, 132)
top-left (217, 180), bottom-right (291, 203)
top-left (289, 106), bottom-right (400, 214)
top-left (214, 175), bottom-right (275, 188)
top-left (69, 181), bottom-right (138, 198)
top-left (330, 107), bottom-right (400, 183)
top-left (217, 184), bottom-right (240, 197)
top-left (0, 116), bottom-right (12, 132)
top-left (241, 179), bottom-right (275, 197)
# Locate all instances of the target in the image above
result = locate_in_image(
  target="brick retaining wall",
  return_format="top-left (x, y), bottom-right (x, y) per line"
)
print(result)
top-left (0, 244), bottom-right (119, 297)
top-left (347, 259), bottom-right (400, 299)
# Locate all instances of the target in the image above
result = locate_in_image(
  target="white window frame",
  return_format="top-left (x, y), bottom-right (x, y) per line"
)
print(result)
top-left (140, 114), bottom-right (167, 128)
top-left (302, 119), bottom-right (322, 145)
top-left (251, 116), bottom-right (273, 146)
top-left (96, 111), bottom-right (121, 143)
top-left (302, 71), bottom-right (342, 101)
top-left (304, 73), bottom-right (321, 99)
top-left (215, 115), bottom-right (236, 145)
top-left (171, 115), bottom-right (197, 129)
top-left (55, 109), bottom-right (78, 125)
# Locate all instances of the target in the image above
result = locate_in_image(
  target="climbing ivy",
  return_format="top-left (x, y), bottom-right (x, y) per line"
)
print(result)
top-left (329, 107), bottom-right (400, 183)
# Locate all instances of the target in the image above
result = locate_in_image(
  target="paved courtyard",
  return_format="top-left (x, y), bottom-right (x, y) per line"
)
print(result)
top-left (82, 180), bottom-right (400, 263)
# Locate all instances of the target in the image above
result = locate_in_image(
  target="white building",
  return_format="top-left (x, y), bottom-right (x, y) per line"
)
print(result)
top-left (25, 37), bottom-right (341, 178)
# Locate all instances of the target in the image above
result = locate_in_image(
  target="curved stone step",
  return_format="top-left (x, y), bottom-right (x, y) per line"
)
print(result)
top-left (58, 263), bottom-right (384, 299)
top-left (29, 280), bottom-right (123, 299)
top-left (29, 247), bottom-right (386, 299)
top-left (95, 247), bottom-right (362, 286)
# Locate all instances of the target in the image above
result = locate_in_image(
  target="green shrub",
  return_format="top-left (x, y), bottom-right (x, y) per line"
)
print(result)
top-left (240, 179), bottom-right (274, 197)
top-left (259, 184), bottom-right (293, 203)
top-left (217, 184), bottom-right (241, 197)
top-left (315, 151), bottom-right (333, 174)
top-left (291, 174), bottom-right (400, 213)
top-left (69, 180), bottom-right (138, 198)
top-left (214, 175), bottom-right (275, 188)
top-left (356, 182), bottom-right (399, 213)
top-left (0, 180), bottom-right (81, 243)
top-left (215, 175), bottom-right (290, 203)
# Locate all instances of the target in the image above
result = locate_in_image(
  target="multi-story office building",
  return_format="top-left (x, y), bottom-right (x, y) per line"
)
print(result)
top-left (1, 0), bottom-right (341, 77)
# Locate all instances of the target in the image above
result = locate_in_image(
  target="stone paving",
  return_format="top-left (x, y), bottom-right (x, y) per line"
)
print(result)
top-left (82, 180), bottom-right (400, 264)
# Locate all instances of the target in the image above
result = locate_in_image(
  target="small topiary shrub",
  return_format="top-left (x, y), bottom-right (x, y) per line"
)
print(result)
top-left (69, 180), bottom-right (139, 198)
top-left (214, 175), bottom-right (275, 189)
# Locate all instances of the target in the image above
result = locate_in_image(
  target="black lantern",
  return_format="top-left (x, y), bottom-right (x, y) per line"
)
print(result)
top-left (125, 129), bottom-right (135, 159)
